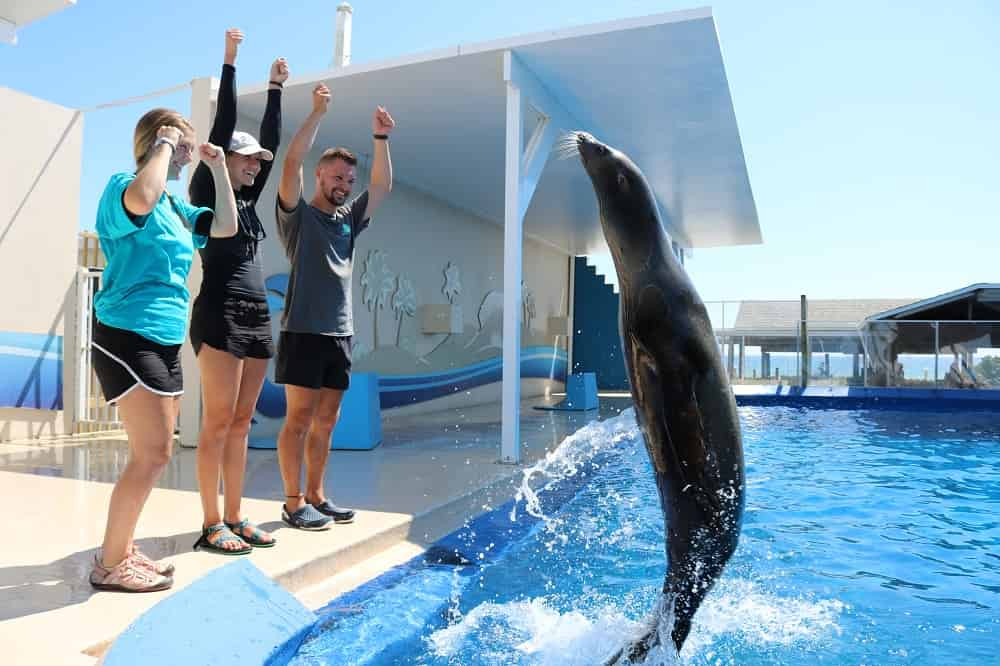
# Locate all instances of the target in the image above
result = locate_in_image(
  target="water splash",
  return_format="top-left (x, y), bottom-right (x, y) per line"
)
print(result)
top-left (427, 597), bottom-right (640, 665)
top-left (511, 408), bottom-right (639, 524)
top-left (425, 579), bottom-right (842, 665)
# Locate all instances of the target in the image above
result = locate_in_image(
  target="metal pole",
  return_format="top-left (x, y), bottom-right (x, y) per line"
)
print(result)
top-left (800, 295), bottom-right (809, 387)
top-left (934, 322), bottom-right (940, 387)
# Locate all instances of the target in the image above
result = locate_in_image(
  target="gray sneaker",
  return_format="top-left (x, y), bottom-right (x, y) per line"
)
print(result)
top-left (281, 503), bottom-right (332, 531)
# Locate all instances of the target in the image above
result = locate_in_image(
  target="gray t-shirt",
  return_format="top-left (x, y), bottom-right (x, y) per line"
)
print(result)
top-left (275, 191), bottom-right (370, 335)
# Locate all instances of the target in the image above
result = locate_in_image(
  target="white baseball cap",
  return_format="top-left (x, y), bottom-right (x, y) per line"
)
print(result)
top-left (228, 131), bottom-right (274, 161)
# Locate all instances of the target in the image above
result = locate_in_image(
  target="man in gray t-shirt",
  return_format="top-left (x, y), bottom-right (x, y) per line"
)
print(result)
top-left (273, 82), bottom-right (394, 530)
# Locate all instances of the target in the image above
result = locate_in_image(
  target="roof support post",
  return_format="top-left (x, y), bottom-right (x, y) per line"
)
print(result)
top-left (499, 51), bottom-right (583, 464)
top-left (179, 76), bottom-right (215, 448)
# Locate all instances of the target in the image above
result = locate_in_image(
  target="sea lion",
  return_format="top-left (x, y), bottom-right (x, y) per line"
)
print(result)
top-left (571, 131), bottom-right (746, 662)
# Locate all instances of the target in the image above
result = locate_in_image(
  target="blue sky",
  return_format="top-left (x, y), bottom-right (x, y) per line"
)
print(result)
top-left (3, 0), bottom-right (997, 302)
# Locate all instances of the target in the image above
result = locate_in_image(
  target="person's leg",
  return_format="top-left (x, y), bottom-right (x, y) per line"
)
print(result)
top-left (221, 356), bottom-right (273, 544)
top-left (94, 387), bottom-right (176, 590)
top-left (278, 385), bottom-right (320, 512)
top-left (303, 387), bottom-right (344, 507)
top-left (194, 345), bottom-right (246, 551)
top-left (304, 336), bottom-right (355, 523)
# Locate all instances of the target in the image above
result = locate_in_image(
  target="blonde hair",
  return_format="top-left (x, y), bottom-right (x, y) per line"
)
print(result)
top-left (133, 108), bottom-right (194, 168)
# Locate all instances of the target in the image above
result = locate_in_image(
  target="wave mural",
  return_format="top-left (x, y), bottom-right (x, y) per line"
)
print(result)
top-left (256, 347), bottom-right (568, 418)
top-left (255, 273), bottom-right (568, 424)
top-left (0, 331), bottom-right (63, 410)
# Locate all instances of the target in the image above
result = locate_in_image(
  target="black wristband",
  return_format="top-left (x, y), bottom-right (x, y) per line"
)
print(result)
top-left (269, 80), bottom-right (283, 88)
top-left (373, 133), bottom-right (389, 140)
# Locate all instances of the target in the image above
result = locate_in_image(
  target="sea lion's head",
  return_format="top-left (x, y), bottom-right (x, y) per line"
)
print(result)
top-left (572, 132), bottom-right (662, 271)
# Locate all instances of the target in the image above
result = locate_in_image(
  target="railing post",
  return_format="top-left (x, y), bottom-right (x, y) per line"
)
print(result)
top-left (934, 321), bottom-right (940, 387)
top-left (800, 295), bottom-right (809, 387)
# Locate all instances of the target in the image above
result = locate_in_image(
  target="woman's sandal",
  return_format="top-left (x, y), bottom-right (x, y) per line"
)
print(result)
top-left (225, 518), bottom-right (276, 548)
top-left (192, 523), bottom-right (252, 555)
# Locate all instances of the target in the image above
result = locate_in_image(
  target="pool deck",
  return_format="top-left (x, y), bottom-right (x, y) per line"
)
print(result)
top-left (0, 396), bottom-right (625, 666)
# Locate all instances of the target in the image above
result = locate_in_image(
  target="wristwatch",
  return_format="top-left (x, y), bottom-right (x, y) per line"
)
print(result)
top-left (154, 136), bottom-right (177, 153)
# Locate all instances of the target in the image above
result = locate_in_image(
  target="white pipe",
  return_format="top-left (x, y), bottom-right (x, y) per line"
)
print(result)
top-left (334, 3), bottom-right (353, 68)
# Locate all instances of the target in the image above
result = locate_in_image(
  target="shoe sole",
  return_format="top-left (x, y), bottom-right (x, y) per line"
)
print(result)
top-left (90, 579), bottom-right (173, 593)
top-left (282, 515), bottom-right (332, 531)
top-left (332, 516), bottom-right (355, 524)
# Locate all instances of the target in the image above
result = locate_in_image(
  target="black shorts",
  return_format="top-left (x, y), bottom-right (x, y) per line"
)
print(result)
top-left (91, 320), bottom-right (183, 403)
top-left (275, 332), bottom-right (352, 390)
top-left (190, 295), bottom-right (274, 359)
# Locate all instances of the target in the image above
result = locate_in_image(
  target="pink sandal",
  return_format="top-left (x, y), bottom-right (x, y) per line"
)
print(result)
top-left (90, 553), bottom-right (173, 593)
top-left (131, 545), bottom-right (175, 576)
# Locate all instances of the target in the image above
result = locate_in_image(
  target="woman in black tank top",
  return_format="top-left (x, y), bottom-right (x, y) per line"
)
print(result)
top-left (187, 28), bottom-right (286, 553)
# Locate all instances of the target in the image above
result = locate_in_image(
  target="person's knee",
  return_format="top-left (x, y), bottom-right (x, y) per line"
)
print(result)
top-left (312, 407), bottom-right (341, 436)
top-left (200, 410), bottom-right (235, 447)
top-left (283, 406), bottom-right (314, 440)
top-left (136, 436), bottom-right (173, 471)
top-left (229, 403), bottom-right (256, 440)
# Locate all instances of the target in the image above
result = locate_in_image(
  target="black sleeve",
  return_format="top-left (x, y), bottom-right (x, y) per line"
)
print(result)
top-left (350, 190), bottom-right (371, 238)
top-left (189, 64), bottom-right (237, 208)
top-left (209, 64), bottom-right (237, 147)
top-left (245, 87), bottom-right (282, 203)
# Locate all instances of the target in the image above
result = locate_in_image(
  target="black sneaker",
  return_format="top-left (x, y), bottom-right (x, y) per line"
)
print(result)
top-left (311, 499), bottom-right (355, 524)
top-left (281, 503), bottom-right (332, 530)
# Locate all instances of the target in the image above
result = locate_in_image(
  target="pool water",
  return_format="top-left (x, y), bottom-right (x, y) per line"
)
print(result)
top-left (290, 406), bottom-right (1000, 665)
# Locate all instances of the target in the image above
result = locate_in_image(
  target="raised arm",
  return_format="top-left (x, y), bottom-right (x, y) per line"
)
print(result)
top-left (189, 28), bottom-right (242, 208)
top-left (363, 106), bottom-right (395, 220)
top-left (124, 126), bottom-right (181, 216)
top-left (246, 57), bottom-right (288, 202)
top-left (199, 143), bottom-right (239, 238)
top-left (277, 83), bottom-right (329, 210)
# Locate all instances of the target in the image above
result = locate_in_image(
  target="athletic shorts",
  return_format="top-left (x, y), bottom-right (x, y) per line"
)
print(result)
top-left (189, 294), bottom-right (274, 360)
top-left (274, 332), bottom-right (352, 390)
top-left (91, 320), bottom-right (183, 403)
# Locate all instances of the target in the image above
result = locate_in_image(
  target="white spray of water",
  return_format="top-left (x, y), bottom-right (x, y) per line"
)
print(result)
top-left (426, 579), bottom-right (843, 665)
top-left (510, 408), bottom-right (639, 524)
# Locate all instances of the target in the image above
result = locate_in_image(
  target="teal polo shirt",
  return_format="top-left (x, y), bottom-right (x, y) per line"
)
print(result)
top-left (94, 172), bottom-right (212, 345)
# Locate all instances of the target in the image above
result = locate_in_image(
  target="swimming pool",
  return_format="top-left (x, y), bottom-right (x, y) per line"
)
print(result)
top-left (288, 404), bottom-right (1000, 665)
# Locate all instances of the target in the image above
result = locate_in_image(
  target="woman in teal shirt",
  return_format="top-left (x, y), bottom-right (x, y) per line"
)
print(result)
top-left (89, 108), bottom-right (238, 593)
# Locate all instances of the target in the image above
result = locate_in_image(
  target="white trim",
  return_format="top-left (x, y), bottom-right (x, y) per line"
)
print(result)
top-left (92, 342), bottom-right (184, 399)
top-left (106, 381), bottom-right (141, 405)
top-left (235, 7), bottom-right (713, 97)
top-left (1, 17), bottom-right (16, 45)
top-left (866, 283), bottom-right (1000, 321)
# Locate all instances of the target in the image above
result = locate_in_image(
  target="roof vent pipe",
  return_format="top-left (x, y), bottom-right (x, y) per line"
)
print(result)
top-left (333, 3), bottom-right (353, 68)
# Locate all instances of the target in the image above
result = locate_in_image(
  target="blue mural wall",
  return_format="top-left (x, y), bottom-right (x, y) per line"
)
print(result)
top-left (255, 274), bottom-right (567, 421)
top-left (0, 331), bottom-right (63, 410)
top-left (571, 257), bottom-right (629, 391)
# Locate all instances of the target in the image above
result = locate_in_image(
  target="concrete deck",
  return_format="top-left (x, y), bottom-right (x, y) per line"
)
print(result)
top-left (0, 396), bottom-right (623, 665)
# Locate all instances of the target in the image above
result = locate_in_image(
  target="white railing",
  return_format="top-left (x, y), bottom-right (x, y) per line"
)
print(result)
top-left (75, 267), bottom-right (120, 431)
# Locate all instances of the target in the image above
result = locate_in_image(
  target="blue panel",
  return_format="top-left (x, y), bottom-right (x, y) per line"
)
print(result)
top-left (0, 331), bottom-right (63, 409)
top-left (254, 347), bottom-right (568, 418)
top-left (571, 257), bottom-right (628, 391)
top-left (733, 385), bottom-right (1000, 411)
top-left (535, 372), bottom-right (599, 411)
top-left (102, 559), bottom-right (316, 666)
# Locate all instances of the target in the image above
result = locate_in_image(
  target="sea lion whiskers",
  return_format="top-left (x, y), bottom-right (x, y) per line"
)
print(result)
top-left (553, 131), bottom-right (585, 160)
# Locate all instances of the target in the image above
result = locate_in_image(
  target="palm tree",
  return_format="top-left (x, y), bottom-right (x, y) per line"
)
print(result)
top-left (428, 262), bottom-right (463, 356)
top-left (443, 262), bottom-right (461, 305)
top-left (392, 275), bottom-right (417, 347)
top-left (522, 282), bottom-right (536, 332)
top-left (361, 250), bottom-right (395, 348)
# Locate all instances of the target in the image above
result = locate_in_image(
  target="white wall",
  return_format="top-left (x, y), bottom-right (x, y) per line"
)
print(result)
top-left (238, 109), bottom-right (570, 415)
top-left (0, 87), bottom-right (82, 440)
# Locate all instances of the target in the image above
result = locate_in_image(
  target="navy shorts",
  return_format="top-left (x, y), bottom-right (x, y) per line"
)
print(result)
top-left (275, 332), bottom-right (352, 390)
